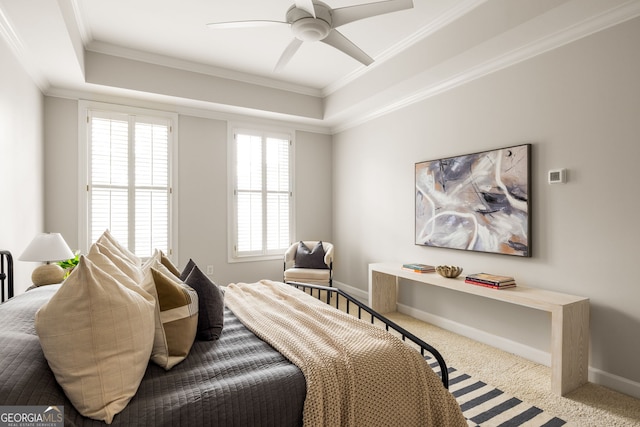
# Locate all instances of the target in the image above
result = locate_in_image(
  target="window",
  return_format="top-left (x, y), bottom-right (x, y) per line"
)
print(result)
top-left (79, 103), bottom-right (177, 259)
top-left (229, 126), bottom-right (293, 261)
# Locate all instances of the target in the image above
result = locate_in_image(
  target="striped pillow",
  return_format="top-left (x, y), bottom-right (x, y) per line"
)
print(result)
top-left (141, 266), bottom-right (199, 370)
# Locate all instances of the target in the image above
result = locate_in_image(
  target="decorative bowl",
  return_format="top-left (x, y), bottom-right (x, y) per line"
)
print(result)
top-left (436, 265), bottom-right (463, 278)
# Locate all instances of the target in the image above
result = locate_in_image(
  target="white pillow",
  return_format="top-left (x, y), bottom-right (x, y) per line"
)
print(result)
top-left (35, 255), bottom-right (155, 424)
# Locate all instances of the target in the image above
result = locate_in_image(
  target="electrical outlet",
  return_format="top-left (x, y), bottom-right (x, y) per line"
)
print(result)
top-left (206, 265), bottom-right (214, 275)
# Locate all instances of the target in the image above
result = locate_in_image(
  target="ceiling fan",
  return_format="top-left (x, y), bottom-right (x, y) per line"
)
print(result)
top-left (207, 0), bottom-right (414, 71)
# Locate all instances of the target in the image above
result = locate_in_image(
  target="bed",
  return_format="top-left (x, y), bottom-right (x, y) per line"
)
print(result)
top-left (0, 246), bottom-right (466, 426)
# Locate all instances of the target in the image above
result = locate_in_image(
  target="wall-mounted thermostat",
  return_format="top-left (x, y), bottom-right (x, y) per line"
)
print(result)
top-left (548, 168), bottom-right (566, 184)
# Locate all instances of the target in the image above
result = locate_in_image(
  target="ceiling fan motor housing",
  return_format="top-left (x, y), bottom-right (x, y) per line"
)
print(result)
top-left (287, 2), bottom-right (332, 42)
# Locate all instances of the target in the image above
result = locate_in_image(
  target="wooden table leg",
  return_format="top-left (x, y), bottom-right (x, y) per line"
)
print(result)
top-left (551, 300), bottom-right (590, 395)
top-left (369, 270), bottom-right (398, 314)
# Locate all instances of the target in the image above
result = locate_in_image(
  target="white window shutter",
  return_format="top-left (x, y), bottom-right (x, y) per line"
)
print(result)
top-left (233, 130), bottom-right (291, 258)
top-left (134, 120), bottom-right (170, 257)
top-left (87, 111), bottom-right (172, 257)
top-left (265, 137), bottom-right (290, 252)
top-left (90, 115), bottom-right (129, 247)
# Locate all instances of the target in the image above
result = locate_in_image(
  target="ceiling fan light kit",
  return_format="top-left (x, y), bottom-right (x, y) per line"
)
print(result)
top-left (207, 0), bottom-right (414, 71)
top-left (288, 3), bottom-right (332, 42)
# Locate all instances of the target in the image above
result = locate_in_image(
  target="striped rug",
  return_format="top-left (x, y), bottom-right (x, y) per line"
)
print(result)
top-left (427, 358), bottom-right (567, 426)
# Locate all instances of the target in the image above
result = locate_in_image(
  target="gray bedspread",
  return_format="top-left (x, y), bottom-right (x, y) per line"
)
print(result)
top-left (0, 285), bottom-right (306, 426)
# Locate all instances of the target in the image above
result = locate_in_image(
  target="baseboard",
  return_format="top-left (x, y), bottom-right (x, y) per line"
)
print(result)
top-left (332, 281), bottom-right (550, 365)
top-left (588, 367), bottom-right (640, 400)
top-left (333, 280), bottom-right (368, 303)
top-left (333, 283), bottom-right (640, 398)
top-left (399, 302), bottom-right (640, 399)
top-left (396, 302), bottom-right (552, 367)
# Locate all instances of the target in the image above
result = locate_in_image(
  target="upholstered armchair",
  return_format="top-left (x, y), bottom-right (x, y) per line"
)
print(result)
top-left (283, 241), bottom-right (333, 286)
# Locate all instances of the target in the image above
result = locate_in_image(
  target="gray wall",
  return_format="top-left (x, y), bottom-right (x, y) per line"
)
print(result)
top-left (332, 17), bottom-right (640, 394)
top-left (7, 9), bottom-right (639, 398)
top-left (42, 100), bottom-right (333, 289)
top-left (0, 36), bottom-right (44, 293)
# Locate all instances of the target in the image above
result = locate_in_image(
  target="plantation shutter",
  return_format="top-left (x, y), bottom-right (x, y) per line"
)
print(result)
top-left (265, 136), bottom-right (290, 251)
top-left (88, 111), bottom-right (171, 258)
top-left (234, 131), bottom-right (291, 258)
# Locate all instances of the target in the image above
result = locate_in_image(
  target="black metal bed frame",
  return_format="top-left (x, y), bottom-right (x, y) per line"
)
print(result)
top-left (0, 256), bottom-right (449, 385)
top-left (1, 250), bottom-right (14, 303)
top-left (286, 281), bottom-right (449, 389)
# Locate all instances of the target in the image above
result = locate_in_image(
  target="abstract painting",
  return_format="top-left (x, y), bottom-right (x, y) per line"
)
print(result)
top-left (415, 144), bottom-right (531, 257)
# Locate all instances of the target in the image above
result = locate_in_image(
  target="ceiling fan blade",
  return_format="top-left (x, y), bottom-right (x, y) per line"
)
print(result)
top-left (295, 0), bottom-right (316, 18)
top-left (274, 38), bottom-right (304, 72)
top-left (206, 20), bottom-right (287, 29)
top-left (321, 29), bottom-right (373, 66)
top-left (332, 0), bottom-right (413, 28)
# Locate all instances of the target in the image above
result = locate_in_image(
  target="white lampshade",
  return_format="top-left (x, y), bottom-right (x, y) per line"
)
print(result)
top-left (19, 233), bottom-right (74, 262)
top-left (19, 233), bottom-right (74, 286)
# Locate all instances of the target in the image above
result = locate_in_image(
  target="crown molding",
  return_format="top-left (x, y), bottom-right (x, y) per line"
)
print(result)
top-left (0, 6), bottom-right (20, 53)
top-left (46, 85), bottom-right (331, 135)
top-left (68, 0), bottom-right (91, 45)
top-left (0, 4), bottom-right (49, 90)
top-left (70, 0), bottom-right (319, 97)
top-left (86, 41), bottom-right (324, 98)
top-left (331, 0), bottom-right (640, 133)
top-left (323, 0), bottom-right (487, 97)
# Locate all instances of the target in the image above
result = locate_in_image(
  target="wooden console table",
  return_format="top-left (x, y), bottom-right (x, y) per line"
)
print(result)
top-left (368, 263), bottom-right (589, 396)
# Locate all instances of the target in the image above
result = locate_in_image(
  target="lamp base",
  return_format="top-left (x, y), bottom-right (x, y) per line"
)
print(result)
top-left (32, 263), bottom-right (65, 286)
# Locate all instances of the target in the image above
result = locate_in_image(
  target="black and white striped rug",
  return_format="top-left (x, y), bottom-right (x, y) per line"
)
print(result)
top-left (428, 358), bottom-right (567, 426)
top-left (449, 367), bottom-right (566, 426)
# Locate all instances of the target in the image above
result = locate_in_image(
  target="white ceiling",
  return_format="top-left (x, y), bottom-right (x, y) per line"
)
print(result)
top-left (1, 0), bottom-right (470, 93)
top-left (1, 0), bottom-right (639, 131)
top-left (78, 0), bottom-right (462, 90)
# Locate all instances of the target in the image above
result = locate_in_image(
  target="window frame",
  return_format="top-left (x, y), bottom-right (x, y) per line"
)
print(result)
top-left (227, 123), bottom-right (295, 263)
top-left (78, 101), bottom-right (179, 261)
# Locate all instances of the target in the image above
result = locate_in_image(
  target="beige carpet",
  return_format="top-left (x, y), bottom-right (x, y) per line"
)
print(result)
top-left (380, 311), bottom-right (640, 427)
top-left (301, 287), bottom-right (639, 426)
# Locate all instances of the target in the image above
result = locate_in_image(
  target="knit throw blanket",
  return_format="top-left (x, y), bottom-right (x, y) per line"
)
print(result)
top-left (225, 280), bottom-right (466, 427)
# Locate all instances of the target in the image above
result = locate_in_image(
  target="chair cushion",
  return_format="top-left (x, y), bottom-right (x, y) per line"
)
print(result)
top-left (35, 255), bottom-right (155, 424)
top-left (284, 267), bottom-right (331, 285)
top-left (294, 241), bottom-right (328, 269)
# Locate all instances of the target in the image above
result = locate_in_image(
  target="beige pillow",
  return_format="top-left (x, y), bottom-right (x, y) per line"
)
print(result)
top-left (141, 262), bottom-right (199, 370)
top-left (88, 243), bottom-right (141, 286)
top-left (94, 242), bottom-right (143, 283)
top-left (35, 255), bottom-right (155, 424)
top-left (142, 250), bottom-right (182, 283)
top-left (96, 229), bottom-right (142, 268)
top-left (160, 251), bottom-right (181, 278)
top-left (141, 248), bottom-right (162, 272)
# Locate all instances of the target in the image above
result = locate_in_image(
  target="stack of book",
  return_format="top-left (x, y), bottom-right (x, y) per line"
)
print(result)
top-left (465, 273), bottom-right (516, 289)
top-left (402, 263), bottom-right (436, 273)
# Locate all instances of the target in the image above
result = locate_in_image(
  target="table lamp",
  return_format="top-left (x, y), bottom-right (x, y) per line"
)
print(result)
top-left (19, 233), bottom-right (74, 286)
